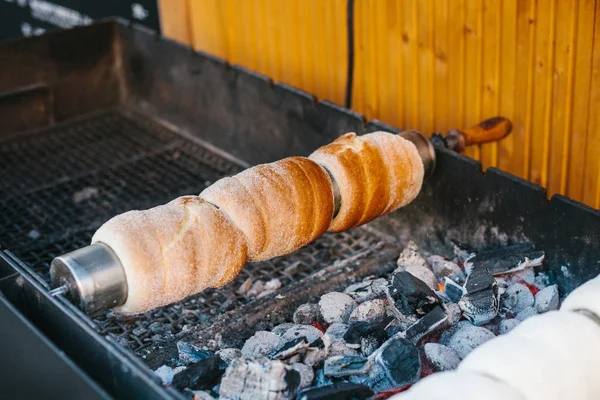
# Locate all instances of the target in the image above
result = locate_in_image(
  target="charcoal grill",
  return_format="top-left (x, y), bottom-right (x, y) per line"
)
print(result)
top-left (1, 19), bottom-right (600, 400)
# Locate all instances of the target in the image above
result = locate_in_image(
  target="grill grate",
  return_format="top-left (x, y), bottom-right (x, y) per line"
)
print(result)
top-left (0, 109), bottom-right (388, 354)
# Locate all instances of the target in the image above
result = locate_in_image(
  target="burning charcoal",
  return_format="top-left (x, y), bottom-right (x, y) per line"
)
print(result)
top-left (319, 292), bottom-right (357, 324)
top-left (172, 354), bottom-right (227, 390)
top-left (154, 365), bottom-right (174, 386)
top-left (247, 280), bottom-right (265, 297)
top-left (499, 318), bottom-right (520, 334)
top-left (290, 363), bottom-right (315, 389)
top-left (515, 306), bottom-right (537, 321)
top-left (177, 341), bottom-right (213, 364)
top-left (459, 267), bottom-right (499, 325)
top-left (219, 357), bottom-right (300, 400)
top-left (465, 243), bottom-right (545, 276)
top-left (403, 264), bottom-right (438, 291)
top-left (324, 355), bottom-right (371, 377)
top-left (368, 337), bottom-right (421, 391)
top-left (325, 323), bottom-right (350, 341)
top-left (272, 323), bottom-right (297, 336)
top-left (446, 324), bottom-right (495, 359)
top-left (442, 278), bottom-right (464, 303)
top-left (428, 255), bottom-right (466, 284)
top-left (344, 278), bottom-right (388, 303)
top-left (283, 325), bottom-right (323, 344)
top-left (360, 336), bottom-right (379, 357)
top-left (389, 271), bottom-right (441, 316)
top-left (294, 303), bottom-right (321, 325)
top-left (297, 382), bottom-right (374, 400)
top-left (349, 299), bottom-right (386, 322)
top-left (216, 348), bottom-right (242, 365)
top-left (445, 303), bottom-right (462, 326)
top-left (501, 283), bottom-right (534, 314)
top-left (192, 390), bottom-right (214, 400)
top-left (269, 337), bottom-right (310, 360)
top-left (241, 331), bottom-right (285, 357)
top-left (535, 284), bottom-right (559, 313)
top-left (237, 278), bottom-right (253, 295)
top-left (439, 320), bottom-right (473, 345)
top-left (343, 317), bottom-right (392, 347)
top-left (403, 305), bottom-right (448, 342)
top-left (424, 343), bottom-right (461, 372)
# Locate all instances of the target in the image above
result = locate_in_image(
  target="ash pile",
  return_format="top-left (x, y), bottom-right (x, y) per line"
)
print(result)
top-left (154, 241), bottom-right (559, 400)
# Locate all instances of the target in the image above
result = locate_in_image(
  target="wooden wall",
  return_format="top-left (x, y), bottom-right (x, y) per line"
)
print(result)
top-left (159, 0), bottom-right (600, 208)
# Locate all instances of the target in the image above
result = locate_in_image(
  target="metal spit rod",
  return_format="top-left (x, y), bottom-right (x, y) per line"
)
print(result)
top-left (49, 118), bottom-right (512, 315)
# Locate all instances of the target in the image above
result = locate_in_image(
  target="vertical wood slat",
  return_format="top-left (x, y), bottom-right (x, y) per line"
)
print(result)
top-left (162, 0), bottom-right (600, 208)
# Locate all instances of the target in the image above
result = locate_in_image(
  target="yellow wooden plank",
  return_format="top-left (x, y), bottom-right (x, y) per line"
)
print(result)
top-left (416, 0), bottom-right (435, 135)
top-left (158, 0), bottom-right (191, 45)
top-left (583, 2), bottom-right (600, 206)
top-left (480, 0), bottom-right (501, 170)
top-left (188, 0), bottom-right (227, 55)
top-left (463, 0), bottom-right (483, 160)
top-left (546, 0), bottom-right (577, 197)
top-left (433, 0), bottom-right (449, 133)
top-left (401, 0), bottom-right (419, 129)
top-left (567, 0), bottom-right (596, 200)
top-left (447, 0), bottom-right (466, 135)
top-left (497, 0), bottom-right (517, 175)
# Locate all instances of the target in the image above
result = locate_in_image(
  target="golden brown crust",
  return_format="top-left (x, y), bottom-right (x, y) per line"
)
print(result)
top-left (200, 156), bottom-right (334, 262)
top-left (309, 131), bottom-right (424, 232)
top-left (92, 197), bottom-right (247, 314)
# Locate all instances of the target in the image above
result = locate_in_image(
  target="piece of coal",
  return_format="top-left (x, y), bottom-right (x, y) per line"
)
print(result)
top-left (459, 287), bottom-right (500, 325)
top-left (297, 383), bottom-right (374, 400)
top-left (241, 331), bottom-right (285, 357)
top-left (464, 267), bottom-right (497, 294)
top-left (177, 341), bottom-right (213, 364)
top-left (154, 365), bottom-right (174, 386)
top-left (403, 305), bottom-right (448, 342)
top-left (499, 318), bottom-right (520, 334)
top-left (324, 355), bottom-right (371, 377)
top-left (219, 357), bottom-right (300, 400)
top-left (450, 239), bottom-right (477, 264)
top-left (428, 255), bottom-right (466, 284)
top-left (368, 337), bottom-right (421, 391)
top-left (466, 243), bottom-right (545, 275)
top-left (283, 325), bottom-right (323, 344)
top-left (294, 304), bottom-right (321, 325)
top-left (501, 283), bottom-right (534, 314)
top-left (344, 279), bottom-right (388, 303)
top-left (216, 348), bottom-right (242, 365)
top-left (272, 323), bottom-right (298, 336)
top-left (424, 343), bottom-right (461, 372)
top-left (360, 336), bottom-right (379, 357)
top-left (349, 299), bottom-right (386, 322)
top-left (443, 277), bottom-right (465, 303)
top-left (515, 306), bottom-right (537, 321)
top-left (534, 284), bottom-right (559, 313)
top-left (269, 336), bottom-right (310, 360)
top-left (343, 316), bottom-right (392, 346)
top-left (290, 363), bottom-right (315, 389)
top-left (325, 323), bottom-right (350, 341)
top-left (389, 271), bottom-right (441, 316)
top-left (446, 324), bottom-right (495, 359)
top-left (172, 354), bottom-right (227, 390)
top-left (319, 292), bottom-right (357, 324)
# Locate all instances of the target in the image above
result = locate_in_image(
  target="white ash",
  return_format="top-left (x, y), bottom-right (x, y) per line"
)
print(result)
top-left (154, 365), bottom-right (174, 386)
top-left (319, 292), bottom-right (356, 324)
top-left (237, 278), bottom-right (253, 295)
top-left (446, 324), bottom-right (495, 359)
top-left (219, 357), bottom-right (300, 400)
top-left (428, 255), bottom-right (466, 284)
top-left (72, 187), bottom-right (99, 203)
top-left (328, 340), bottom-right (359, 357)
top-left (257, 289), bottom-right (276, 298)
top-left (515, 306), bottom-right (537, 321)
top-left (424, 343), bottom-right (461, 372)
top-left (241, 331), bottom-right (285, 357)
top-left (272, 323), bottom-right (297, 336)
top-left (501, 283), bottom-right (534, 314)
top-left (403, 264), bottom-right (438, 291)
top-left (445, 303), bottom-right (463, 326)
top-left (290, 363), bottom-right (315, 389)
top-left (499, 319), bottom-right (520, 334)
top-left (325, 323), bottom-right (349, 341)
top-left (293, 304), bottom-right (320, 325)
top-left (344, 278), bottom-right (388, 302)
top-left (246, 280), bottom-right (265, 297)
top-left (27, 229), bottom-right (41, 240)
top-left (396, 241), bottom-right (430, 270)
top-left (217, 348), bottom-right (242, 365)
top-left (282, 325), bottom-right (323, 344)
top-left (193, 391), bottom-right (215, 400)
top-left (535, 284), bottom-right (559, 313)
top-left (265, 278), bottom-right (282, 291)
top-left (349, 299), bottom-right (386, 322)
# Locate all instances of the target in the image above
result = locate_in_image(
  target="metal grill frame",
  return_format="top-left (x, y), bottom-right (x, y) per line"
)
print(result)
top-left (2, 19), bottom-right (600, 400)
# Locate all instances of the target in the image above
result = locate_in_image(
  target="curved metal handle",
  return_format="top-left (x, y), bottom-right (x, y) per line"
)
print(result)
top-left (447, 117), bottom-right (513, 152)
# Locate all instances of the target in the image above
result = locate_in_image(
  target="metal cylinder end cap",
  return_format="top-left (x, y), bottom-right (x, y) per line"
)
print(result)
top-left (50, 242), bottom-right (128, 315)
top-left (399, 130), bottom-right (436, 179)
